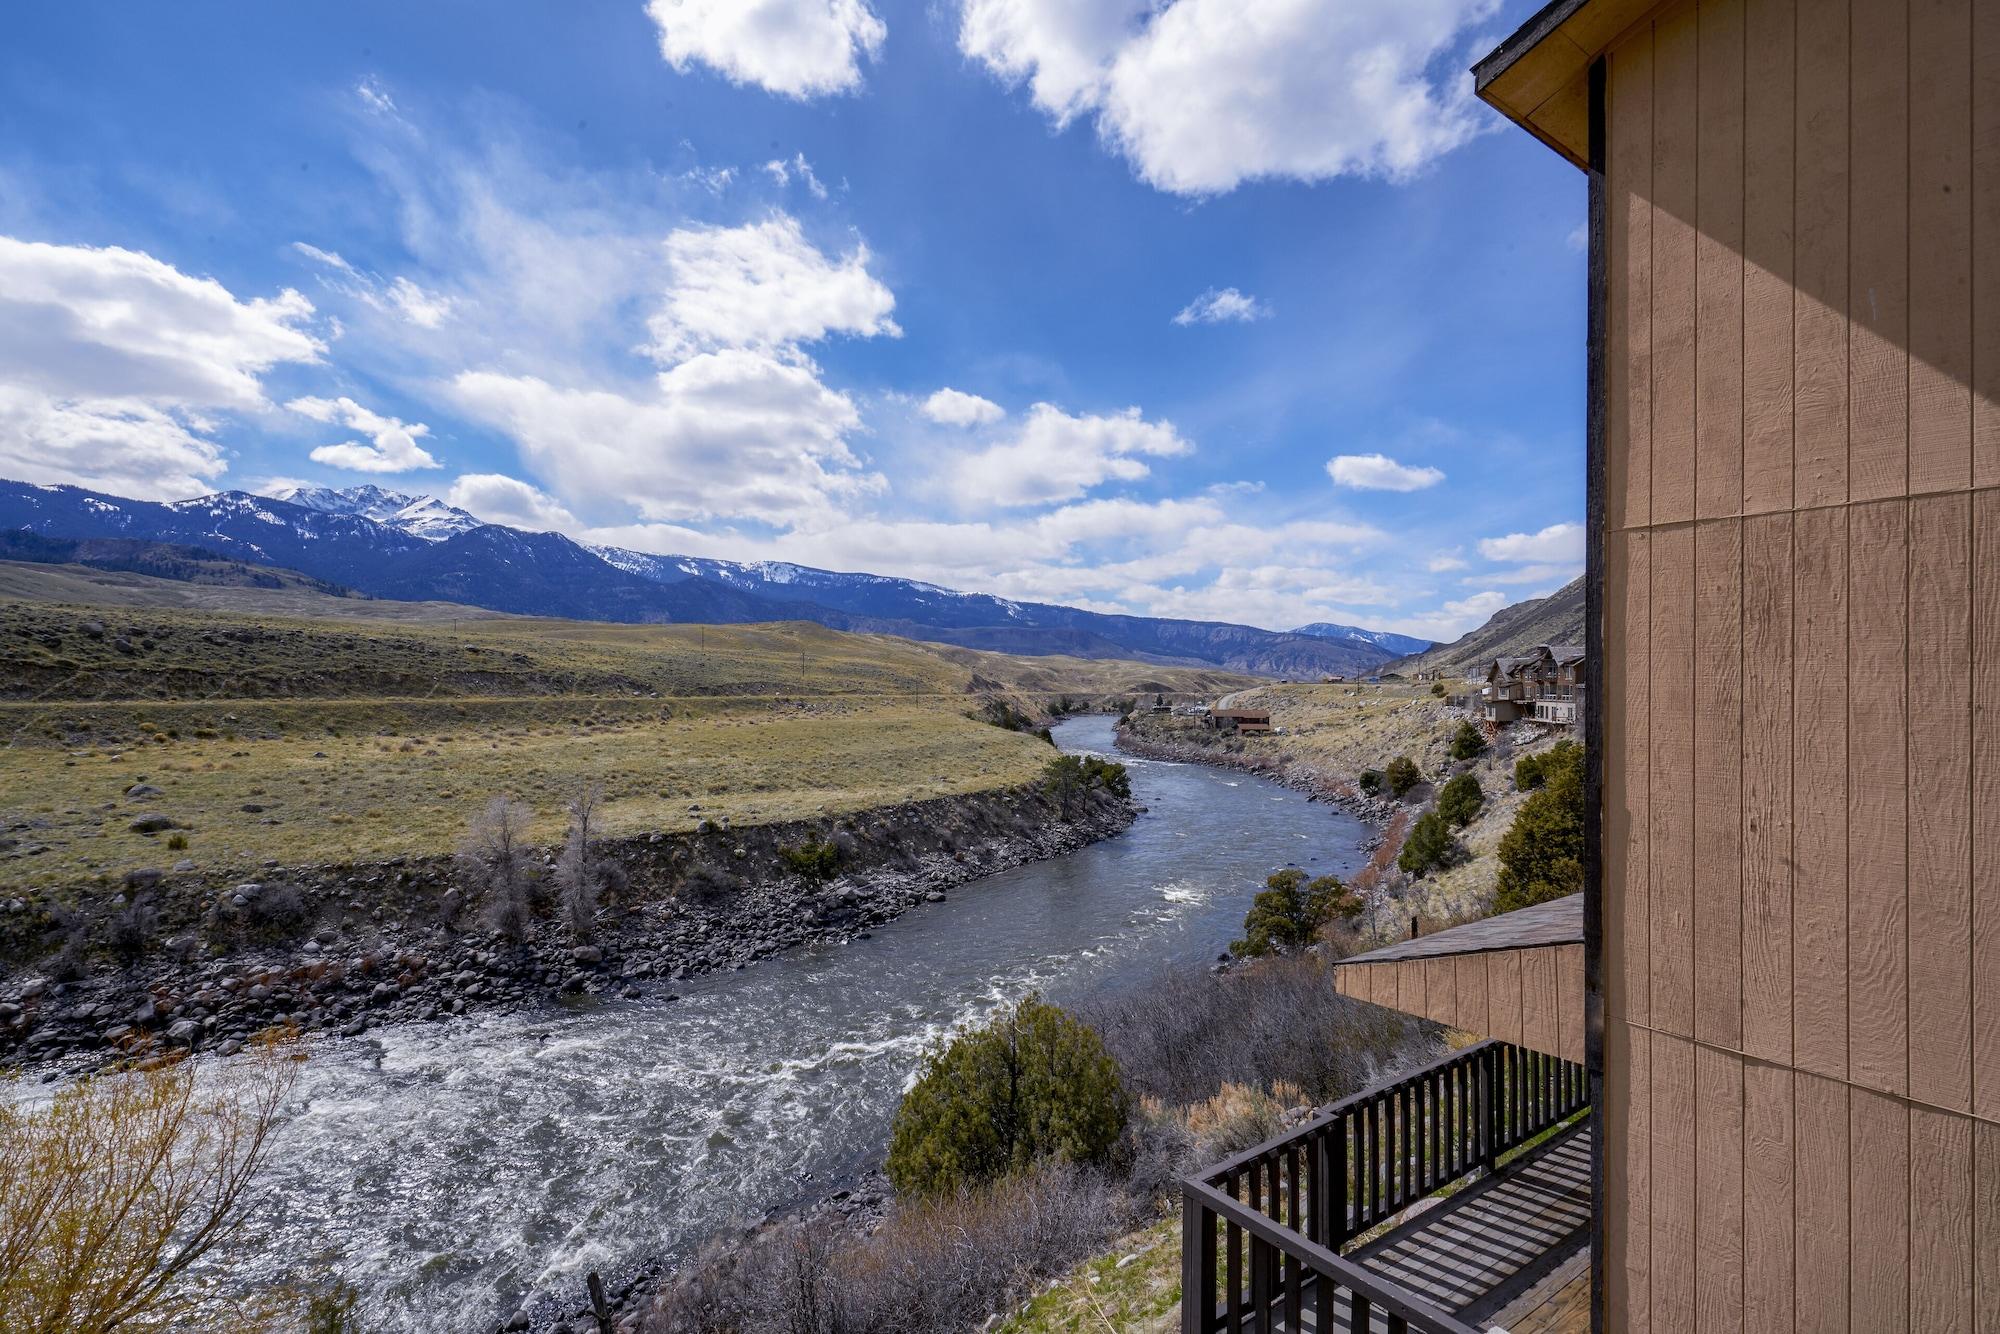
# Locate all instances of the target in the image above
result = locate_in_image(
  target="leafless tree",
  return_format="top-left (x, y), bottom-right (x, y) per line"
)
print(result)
top-left (552, 783), bottom-right (604, 942)
top-left (457, 796), bottom-right (534, 942)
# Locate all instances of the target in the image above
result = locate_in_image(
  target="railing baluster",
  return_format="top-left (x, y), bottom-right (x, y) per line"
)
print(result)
top-left (1184, 1190), bottom-right (1219, 1334)
top-left (1226, 1168), bottom-right (1243, 1333)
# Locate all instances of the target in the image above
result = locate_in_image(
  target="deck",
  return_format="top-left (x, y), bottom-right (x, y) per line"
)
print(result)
top-left (1349, 1121), bottom-right (1591, 1328)
top-left (1180, 1039), bottom-right (1592, 1334)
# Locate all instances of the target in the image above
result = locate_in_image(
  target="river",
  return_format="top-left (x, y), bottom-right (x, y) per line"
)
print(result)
top-left (240, 715), bottom-right (1374, 1329)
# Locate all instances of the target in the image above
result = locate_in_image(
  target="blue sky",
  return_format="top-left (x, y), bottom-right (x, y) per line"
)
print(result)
top-left (0, 0), bottom-right (1585, 638)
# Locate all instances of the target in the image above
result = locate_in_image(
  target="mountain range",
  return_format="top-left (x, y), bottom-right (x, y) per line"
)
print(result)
top-left (0, 479), bottom-right (1435, 677)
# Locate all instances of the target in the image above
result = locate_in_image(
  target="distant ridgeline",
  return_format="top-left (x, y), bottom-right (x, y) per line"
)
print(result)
top-left (0, 478), bottom-right (1432, 678)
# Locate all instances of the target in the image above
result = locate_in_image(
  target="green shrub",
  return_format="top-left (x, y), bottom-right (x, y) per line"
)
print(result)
top-left (1384, 756), bottom-right (1421, 798)
top-left (1356, 769), bottom-right (1384, 796)
top-left (1514, 752), bottom-right (1545, 790)
top-left (1430, 681), bottom-right (1446, 697)
top-left (780, 839), bottom-right (839, 882)
top-left (886, 996), bottom-right (1128, 1197)
top-left (1396, 809), bottom-right (1463, 878)
top-left (1231, 869), bottom-right (1361, 957)
top-left (1494, 742), bottom-right (1585, 913)
top-left (1436, 773), bottom-right (1484, 828)
top-left (1448, 721), bottom-right (1486, 761)
top-left (1514, 739), bottom-right (1578, 793)
top-left (1042, 754), bottom-right (1130, 813)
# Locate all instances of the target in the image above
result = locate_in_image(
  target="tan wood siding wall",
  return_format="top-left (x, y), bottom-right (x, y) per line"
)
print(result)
top-left (1601, 0), bottom-right (2000, 1326)
top-left (1332, 946), bottom-right (1585, 1064)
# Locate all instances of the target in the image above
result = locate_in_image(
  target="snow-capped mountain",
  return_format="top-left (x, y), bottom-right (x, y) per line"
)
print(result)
top-left (1292, 622), bottom-right (1434, 659)
top-left (268, 484), bottom-right (481, 541)
top-left (0, 477), bottom-right (1424, 677)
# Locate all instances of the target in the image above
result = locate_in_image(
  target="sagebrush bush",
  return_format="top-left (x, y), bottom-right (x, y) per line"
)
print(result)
top-left (780, 839), bottom-right (840, 882)
top-left (886, 996), bottom-right (1127, 1198)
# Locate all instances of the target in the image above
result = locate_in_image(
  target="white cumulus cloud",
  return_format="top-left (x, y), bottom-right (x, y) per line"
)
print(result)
top-left (445, 472), bottom-right (579, 531)
top-left (1172, 287), bottom-right (1269, 326)
top-left (0, 235), bottom-right (324, 497)
top-left (1478, 521), bottom-right (1584, 564)
top-left (647, 0), bottom-right (886, 98)
top-left (287, 395), bottom-right (440, 473)
top-left (921, 387), bottom-right (1005, 427)
top-left (1327, 452), bottom-right (1444, 492)
top-left (644, 216), bottom-right (898, 363)
top-left (959, 0), bottom-right (1498, 195)
top-left (951, 402), bottom-right (1192, 507)
top-left (451, 349), bottom-right (879, 525)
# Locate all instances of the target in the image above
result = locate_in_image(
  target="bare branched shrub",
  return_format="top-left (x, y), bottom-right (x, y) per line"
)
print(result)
top-left (41, 907), bottom-right (87, 982)
top-left (678, 863), bottom-right (735, 908)
top-left (243, 883), bottom-right (308, 934)
top-left (552, 783), bottom-right (604, 943)
top-left (1076, 955), bottom-right (1433, 1110)
top-left (0, 1029), bottom-right (304, 1332)
top-left (106, 896), bottom-right (160, 963)
top-left (643, 1163), bottom-right (1121, 1334)
top-left (457, 797), bottom-right (534, 942)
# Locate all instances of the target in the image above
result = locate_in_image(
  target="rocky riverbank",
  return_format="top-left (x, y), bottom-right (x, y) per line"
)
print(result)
top-left (0, 782), bottom-right (1136, 1074)
top-left (1113, 717), bottom-right (1404, 839)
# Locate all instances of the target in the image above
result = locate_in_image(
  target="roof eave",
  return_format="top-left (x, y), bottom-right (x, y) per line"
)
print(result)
top-left (1470, 0), bottom-right (1662, 170)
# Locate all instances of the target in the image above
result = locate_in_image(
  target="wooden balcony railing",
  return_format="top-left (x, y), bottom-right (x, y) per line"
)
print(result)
top-left (1180, 1039), bottom-right (1589, 1333)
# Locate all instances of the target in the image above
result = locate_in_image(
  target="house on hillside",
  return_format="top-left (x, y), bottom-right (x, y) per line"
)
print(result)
top-left (1179, 0), bottom-right (1994, 1328)
top-left (1481, 644), bottom-right (1586, 727)
top-left (1205, 707), bottom-right (1271, 734)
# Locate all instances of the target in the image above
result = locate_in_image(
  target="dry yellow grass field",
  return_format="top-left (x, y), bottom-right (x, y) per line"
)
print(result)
top-left (0, 570), bottom-right (1252, 893)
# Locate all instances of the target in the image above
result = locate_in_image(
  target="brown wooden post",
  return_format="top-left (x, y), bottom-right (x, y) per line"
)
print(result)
top-left (1181, 1183), bottom-right (1218, 1334)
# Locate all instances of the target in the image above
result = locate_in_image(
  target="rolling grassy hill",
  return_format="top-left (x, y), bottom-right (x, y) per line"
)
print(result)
top-left (0, 560), bottom-right (1252, 891)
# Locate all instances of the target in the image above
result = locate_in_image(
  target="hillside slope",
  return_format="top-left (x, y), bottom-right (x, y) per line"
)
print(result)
top-left (1387, 577), bottom-right (1584, 677)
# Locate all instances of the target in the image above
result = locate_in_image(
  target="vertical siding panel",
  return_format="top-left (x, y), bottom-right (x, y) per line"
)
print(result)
top-left (1848, 500), bottom-right (1910, 1096)
top-left (1456, 954), bottom-right (1489, 1039)
top-left (1910, 1105), bottom-right (1974, 1334)
top-left (1909, 493), bottom-right (1973, 1111)
top-left (1557, 944), bottom-right (1585, 1065)
top-left (1611, 30), bottom-right (1657, 528)
top-left (1696, 0), bottom-right (1747, 518)
top-left (1653, 1), bottom-right (1701, 524)
top-left (1608, 529), bottom-right (1653, 1029)
top-left (1694, 519), bottom-right (1745, 1049)
top-left (1695, 1046), bottom-right (1746, 1331)
top-left (1794, 507), bottom-right (1850, 1079)
top-left (1909, 0), bottom-right (1974, 494)
top-left (1795, 1072), bottom-right (1852, 1333)
top-left (1650, 524), bottom-right (1696, 1036)
top-left (1427, 957), bottom-right (1455, 1034)
top-left (1976, 0), bottom-right (2000, 487)
top-left (1743, 1061), bottom-right (1796, 1332)
top-left (1977, 1120), bottom-right (2000, 1333)
top-left (1848, 0), bottom-right (1912, 500)
top-left (1742, 513), bottom-right (1795, 1064)
top-left (1489, 948), bottom-right (1523, 1048)
top-left (1608, 1022), bottom-right (1653, 1333)
top-left (1976, 491), bottom-right (2000, 1120)
top-left (1743, 0), bottom-right (1797, 512)
top-left (1651, 1032), bottom-right (1697, 1334)
top-left (1796, 0), bottom-right (1851, 505)
top-left (1848, 1088), bottom-right (1910, 1334)
top-left (1524, 946), bottom-right (1558, 1058)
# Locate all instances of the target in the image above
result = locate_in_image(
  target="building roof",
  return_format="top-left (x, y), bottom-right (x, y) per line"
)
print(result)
top-left (1471, 0), bottom-right (1659, 168)
top-left (1543, 644), bottom-right (1585, 665)
top-left (1335, 893), bottom-right (1584, 966)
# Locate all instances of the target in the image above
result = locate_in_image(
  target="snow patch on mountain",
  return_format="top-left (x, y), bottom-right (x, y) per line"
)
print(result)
top-left (267, 483), bottom-right (481, 541)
